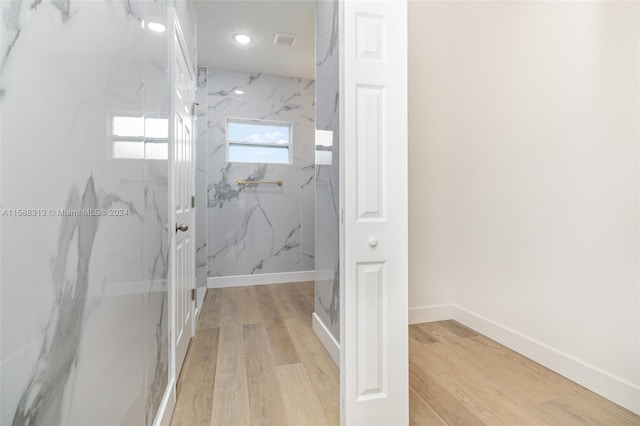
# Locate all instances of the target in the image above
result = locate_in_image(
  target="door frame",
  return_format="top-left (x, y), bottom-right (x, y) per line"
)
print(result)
top-left (339, 0), bottom-right (409, 424)
top-left (168, 5), bottom-right (196, 399)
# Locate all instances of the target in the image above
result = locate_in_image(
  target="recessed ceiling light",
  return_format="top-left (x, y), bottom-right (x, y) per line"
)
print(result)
top-left (147, 22), bottom-right (166, 33)
top-left (233, 33), bottom-right (252, 45)
top-left (234, 89), bottom-right (244, 95)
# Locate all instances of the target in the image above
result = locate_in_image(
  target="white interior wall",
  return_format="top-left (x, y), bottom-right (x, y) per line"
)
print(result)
top-left (408, 1), bottom-right (639, 414)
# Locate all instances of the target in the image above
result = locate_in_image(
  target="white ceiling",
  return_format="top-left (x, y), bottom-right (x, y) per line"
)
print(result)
top-left (194, 1), bottom-right (315, 80)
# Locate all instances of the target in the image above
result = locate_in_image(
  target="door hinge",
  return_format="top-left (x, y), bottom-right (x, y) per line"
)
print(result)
top-left (191, 288), bottom-right (196, 301)
top-left (191, 102), bottom-right (199, 116)
top-left (191, 195), bottom-right (195, 208)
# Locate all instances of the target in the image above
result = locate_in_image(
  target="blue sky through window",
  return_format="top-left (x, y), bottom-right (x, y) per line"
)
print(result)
top-left (228, 121), bottom-right (290, 145)
top-left (229, 145), bottom-right (289, 164)
top-left (227, 119), bottom-right (291, 164)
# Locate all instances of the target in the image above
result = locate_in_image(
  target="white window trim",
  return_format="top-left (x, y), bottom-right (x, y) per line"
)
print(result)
top-left (226, 117), bottom-right (293, 165)
top-left (109, 113), bottom-right (169, 160)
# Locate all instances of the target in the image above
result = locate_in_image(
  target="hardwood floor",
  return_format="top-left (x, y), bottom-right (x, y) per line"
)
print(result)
top-left (172, 282), bottom-right (639, 425)
top-left (409, 321), bottom-right (640, 426)
top-left (171, 282), bottom-right (339, 426)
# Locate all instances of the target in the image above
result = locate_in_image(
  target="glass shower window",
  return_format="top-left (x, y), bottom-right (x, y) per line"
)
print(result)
top-left (226, 118), bottom-right (292, 164)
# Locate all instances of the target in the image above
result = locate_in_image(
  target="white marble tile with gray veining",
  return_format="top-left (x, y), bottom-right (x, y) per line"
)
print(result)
top-left (0, 0), bottom-right (192, 424)
top-left (202, 68), bottom-right (315, 278)
top-left (196, 67), bottom-right (209, 288)
top-left (314, 0), bottom-right (340, 342)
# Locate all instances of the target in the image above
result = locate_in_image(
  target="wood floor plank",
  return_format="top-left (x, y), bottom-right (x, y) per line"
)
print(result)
top-left (267, 284), bottom-right (299, 321)
top-left (410, 356), bottom-right (487, 424)
top-left (276, 363), bottom-right (330, 426)
top-left (256, 285), bottom-right (300, 366)
top-left (409, 387), bottom-right (447, 426)
top-left (541, 394), bottom-right (640, 425)
top-left (438, 320), bottom-right (479, 339)
top-left (469, 334), bottom-right (583, 397)
top-left (295, 281), bottom-right (315, 306)
top-left (243, 322), bottom-right (289, 426)
top-left (172, 328), bottom-right (220, 426)
top-left (284, 317), bottom-right (340, 425)
top-left (210, 372), bottom-right (251, 426)
top-left (484, 411), bottom-right (539, 426)
top-left (409, 360), bottom-right (443, 404)
top-left (270, 282), bottom-right (313, 324)
top-left (426, 339), bottom-right (537, 418)
top-left (417, 321), bottom-right (468, 343)
top-left (461, 336), bottom-right (568, 404)
top-left (289, 284), bottom-right (314, 324)
top-left (409, 324), bottom-right (440, 344)
top-left (198, 289), bottom-right (222, 330)
top-left (426, 390), bottom-right (487, 425)
top-left (264, 319), bottom-right (300, 366)
top-left (255, 285), bottom-right (281, 323)
top-left (239, 285), bottom-right (263, 325)
top-left (215, 289), bottom-right (245, 376)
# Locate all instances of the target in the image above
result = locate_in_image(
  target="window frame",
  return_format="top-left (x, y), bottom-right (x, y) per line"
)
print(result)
top-left (110, 113), bottom-right (169, 160)
top-left (225, 117), bottom-right (293, 165)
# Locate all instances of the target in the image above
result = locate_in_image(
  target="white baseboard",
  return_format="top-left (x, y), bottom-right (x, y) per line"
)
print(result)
top-left (196, 286), bottom-right (206, 316)
top-left (411, 304), bottom-right (640, 415)
top-left (408, 304), bottom-right (453, 324)
top-left (312, 312), bottom-right (340, 367)
top-left (152, 380), bottom-right (175, 426)
top-left (450, 305), bottom-right (640, 415)
top-left (207, 270), bottom-right (316, 288)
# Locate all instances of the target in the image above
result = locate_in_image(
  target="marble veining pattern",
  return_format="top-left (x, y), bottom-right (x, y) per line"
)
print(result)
top-left (12, 177), bottom-right (144, 425)
top-left (314, 0), bottom-right (341, 342)
top-left (201, 68), bottom-right (315, 278)
top-left (196, 67), bottom-right (208, 288)
top-left (0, 0), bottom-right (195, 424)
top-left (12, 179), bottom-right (102, 425)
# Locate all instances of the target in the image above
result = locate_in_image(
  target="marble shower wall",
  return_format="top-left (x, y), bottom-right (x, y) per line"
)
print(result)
top-left (315, 0), bottom-right (341, 342)
top-left (202, 68), bottom-right (315, 278)
top-left (196, 68), bottom-right (209, 288)
top-left (0, 1), bottom-right (194, 424)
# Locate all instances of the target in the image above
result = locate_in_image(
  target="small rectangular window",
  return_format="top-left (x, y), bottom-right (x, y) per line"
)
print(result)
top-left (111, 115), bottom-right (169, 160)
top-left (227, 118), bottom-right (292, 164)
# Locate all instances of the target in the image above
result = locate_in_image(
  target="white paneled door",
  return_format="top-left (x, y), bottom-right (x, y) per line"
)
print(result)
top-left (170, 10), bottom-right (195, 389)
top-left (341, 0), bottom-right (408, 424)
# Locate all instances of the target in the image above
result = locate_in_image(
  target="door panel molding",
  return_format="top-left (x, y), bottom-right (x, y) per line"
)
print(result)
top-left (168, 7), bottom-right (196, 401)
top-left (341, 0), bottom-right (408, 424)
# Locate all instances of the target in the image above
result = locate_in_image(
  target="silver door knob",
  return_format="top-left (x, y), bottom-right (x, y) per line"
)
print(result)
top-left (368, 236), bottom-right (378, 247)
top-left (176, 223), bottom-right (189, 232)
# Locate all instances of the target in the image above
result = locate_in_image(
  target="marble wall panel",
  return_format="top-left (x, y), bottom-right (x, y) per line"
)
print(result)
top-left (314, 0), bottom-right (341, 342)
top-left (202, 69), bottom-right (315, 278)
top-left (0, 0), bottom-right (194, 424)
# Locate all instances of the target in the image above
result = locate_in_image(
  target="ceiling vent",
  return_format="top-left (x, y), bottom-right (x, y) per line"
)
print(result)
top-left (273, 33), bottom-right (296, 47)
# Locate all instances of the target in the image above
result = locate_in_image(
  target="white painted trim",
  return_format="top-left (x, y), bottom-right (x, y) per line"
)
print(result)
top-left (207, 270), bottom-right (316, 288)
top-left (167, 7), bottom-right (178, 410)
top-left (0, 15), bottom-right (4, 424)
top-left (152, 380), bottom-right (176, 426)
top-left (451, 305), bottom-right (640, 415)
top-left (196, 287), bottom-right (206, 316)
top-left (312, 313), bottom-right (340, 366)
top-left (408, 305), bottom-right (453, 325)
top-left (410, 304), bottom-right (640, 415)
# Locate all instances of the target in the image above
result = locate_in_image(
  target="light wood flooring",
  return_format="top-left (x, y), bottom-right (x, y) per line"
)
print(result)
top-left (172, 282), bottom-right (639, 426)
top-left (409, 321), bottom-right (640, 425)
top-left (171, 282), bottom-right (339, 426)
